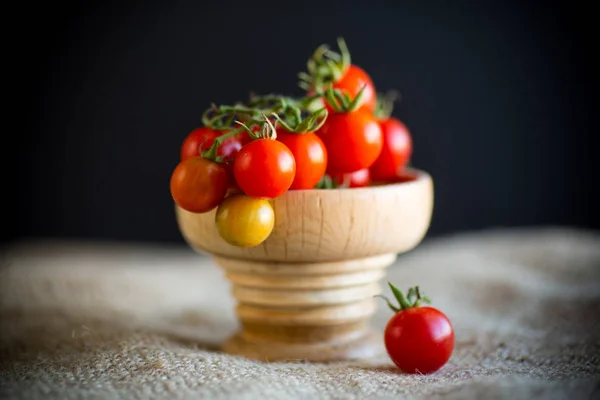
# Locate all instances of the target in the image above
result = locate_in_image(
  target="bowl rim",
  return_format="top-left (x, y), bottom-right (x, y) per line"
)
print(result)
top-left (175, 167), bottom-right (433, 262)
top-left (276, 167), bottom-right (430, 197)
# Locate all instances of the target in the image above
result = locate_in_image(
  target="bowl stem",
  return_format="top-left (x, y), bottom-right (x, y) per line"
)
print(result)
top-left (214, 253), bottom-right (397, 362)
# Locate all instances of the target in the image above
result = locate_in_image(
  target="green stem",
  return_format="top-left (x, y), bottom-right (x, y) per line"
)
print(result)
top-left (375, 282), bottom-right (433, 313)
top-left (406, 287), bottom-right (417, 304)
top-left (324, 84), bottom-right (367, 113)
top-left (218, 105), bottom-right (263, 114)
top-left (337, 37), bottom-right (351, 74)
top-left (413, 286), bottom-right (432, 307)
top-left (333, 89), bottom-right (349, 109)
top-left (389, 282), bottom-right (412, 310)
top-left (263, 116), bottom-right (278, 139)
top-left (201, 125), bottom-right (246, 161)
top-left (233, 120), bottom-right (259, 140)
top-left (326, 86), bottom-right (343, 112)
top-left (201, 93), bottom-right (329, 152)
top-left (236, 114), bottom-right (277, 141)
top-left (373, 90), bottom-right (401, 120)
top-left (272, 106), bottom-right (328, 134)
top-left (298, 92), bottom-right (324, 107)
top-left (292, 106), bottom-right (302, 127)
top-left (247, 95), bottom-right (290, 112)
top-left (373, 295), bottom-right (400, 313)
top-left (298, 37), bottom-right (352, 92)
top-left (314, 173), bottom-right (351, 189)
top-left (314, 174), bottom-right (334, 189)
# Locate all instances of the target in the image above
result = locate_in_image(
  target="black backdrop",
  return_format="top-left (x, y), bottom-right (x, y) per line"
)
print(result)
top-left (16, 0), bottom-right (598, 245)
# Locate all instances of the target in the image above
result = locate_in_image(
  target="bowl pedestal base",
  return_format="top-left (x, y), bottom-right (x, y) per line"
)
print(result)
top-left (213, 253), bottom-right (397, 362)
top-left (223, 329), bottom-right (383, 362)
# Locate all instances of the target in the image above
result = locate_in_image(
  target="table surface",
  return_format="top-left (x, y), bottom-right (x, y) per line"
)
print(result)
top-left (1, 227), bottom-right (599, 399)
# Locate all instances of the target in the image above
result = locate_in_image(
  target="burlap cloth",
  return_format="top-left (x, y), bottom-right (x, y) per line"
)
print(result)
top-left (1, 227), bottom-right (599, 399)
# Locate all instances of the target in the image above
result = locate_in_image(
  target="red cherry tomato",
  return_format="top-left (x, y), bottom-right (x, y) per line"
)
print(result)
top-left (329, 168), bottom-right (370, 188)
top-left (317, 109), bottom-right (383, 174)
top-left (181, 127), bottom-right (214, 161)
top-left (276, 131), bottom-right (327, 190)
top-left (378, 283), bottom-right (454, 374)
top-left (369, 117), bottom-right (413, 182)
top-left (170, 156), bottom-right (229, 213)
top-left (233, 139), bottom-right (296, 199)
top-left (180, 127), bottom-right (243, 162)
top-left (385, 307), bottom-right (454, 374)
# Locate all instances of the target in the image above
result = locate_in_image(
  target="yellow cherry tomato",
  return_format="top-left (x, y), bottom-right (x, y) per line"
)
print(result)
top-left (215, 194), bottom-right (275, 248)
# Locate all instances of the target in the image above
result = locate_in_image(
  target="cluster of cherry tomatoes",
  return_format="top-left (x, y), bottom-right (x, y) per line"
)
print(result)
top-left (170, 38), bottom-right (414, 248)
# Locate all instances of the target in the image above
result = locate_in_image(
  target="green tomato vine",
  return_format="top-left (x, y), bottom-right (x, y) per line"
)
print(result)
top-left (298, 37), bottom-right (351, 93)
top-left (199, 91), bottom-right (330, 162)
top-left (373, 90), bottom-right (401, 120)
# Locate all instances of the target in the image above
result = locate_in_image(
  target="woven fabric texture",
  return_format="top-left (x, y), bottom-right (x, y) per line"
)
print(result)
top-left (1, 228), bottom-right (599, 399)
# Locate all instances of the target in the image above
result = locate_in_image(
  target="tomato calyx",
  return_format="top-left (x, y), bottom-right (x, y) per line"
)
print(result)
top-left (272, 106), bottom-right (328, 134)
top-left (200, 125), bottom-right (246, 163)
top-left (373, 90), bottom-right (401, 121)
top-left (314, 173), bottom-right (353, 189)
top-left (324, 84), bottom-right (367, 113)
top-left (314, 174), bottom-right (337, 189)
top-left (236, 114), bottom-right (279, 140)
top-left (375, 282), bottom-right (432, 313)
top-left (298, 37), bottom-right (351, 92)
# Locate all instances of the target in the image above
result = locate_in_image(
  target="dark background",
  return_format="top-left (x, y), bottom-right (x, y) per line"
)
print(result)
top-left (15, 0), bottom-right (598, 245)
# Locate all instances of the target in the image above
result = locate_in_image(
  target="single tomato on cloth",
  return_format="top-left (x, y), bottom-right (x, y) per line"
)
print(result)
top-left (376, 282), bottom-right (455, 374)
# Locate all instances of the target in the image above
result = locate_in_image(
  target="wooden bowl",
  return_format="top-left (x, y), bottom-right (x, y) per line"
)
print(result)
top-left (175, 168), bottom-right (434, 362)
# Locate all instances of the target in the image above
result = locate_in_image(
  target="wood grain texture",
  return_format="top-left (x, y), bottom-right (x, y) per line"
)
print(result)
top-left (175, 168), bottom-right (434, 362)
top-left (176, 168), bottom-right (434, 263)
top-left (216, 254), bottom-right (395, 361)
